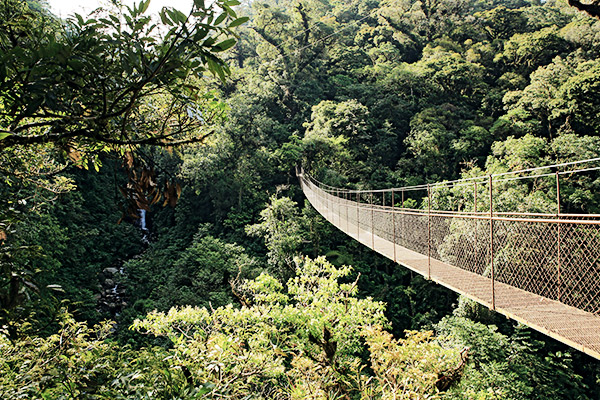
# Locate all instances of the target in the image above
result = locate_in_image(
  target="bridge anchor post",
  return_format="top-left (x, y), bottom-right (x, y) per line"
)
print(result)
top-left (556, 171), bottom-right (562, 302)
top-left (489, 175), bottom-right (495, 310)
top-left (392, 190), bottom-right (396, 263)
top-left (357, 192), bottom-right (360, 241)
top-left (428, 184), bottom-right (431, 280)
top-left (474, 182), bottom-right (478, 269)
top-left (345, 191), bottom-right (348, 233)
top-left (371, 192), bottom-right (374, 250)
top-left (401, 189), bottom-right (404, 248)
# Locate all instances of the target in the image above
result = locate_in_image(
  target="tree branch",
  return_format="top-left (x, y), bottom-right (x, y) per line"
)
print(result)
top-left (0, 129), bottom-right (83, 149)
top-left (568, 0), bottom-right (600, 19)
top-left (92, 129), bottom-right (215, 147)
top-left (252, 26), bottom-right (287, 62)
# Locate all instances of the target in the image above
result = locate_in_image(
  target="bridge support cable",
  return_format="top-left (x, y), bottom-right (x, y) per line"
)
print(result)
top-left (297, 164), bottom-right (600, 360)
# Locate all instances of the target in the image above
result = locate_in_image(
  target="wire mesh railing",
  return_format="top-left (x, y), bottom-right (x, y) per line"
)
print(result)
top-left (297, 161), bottom-right (600, 315)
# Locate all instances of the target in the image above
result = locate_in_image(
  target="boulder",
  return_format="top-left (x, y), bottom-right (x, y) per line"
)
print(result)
top-left (103, 267), bottom-right (119, 275)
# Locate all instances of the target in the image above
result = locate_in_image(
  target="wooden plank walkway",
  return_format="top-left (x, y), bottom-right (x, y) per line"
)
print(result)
top-left (302, 180), bottom-right (600, 360)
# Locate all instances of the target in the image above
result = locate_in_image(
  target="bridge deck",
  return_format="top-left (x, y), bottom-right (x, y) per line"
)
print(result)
top-left (304, 180), bottom-right (600, 360)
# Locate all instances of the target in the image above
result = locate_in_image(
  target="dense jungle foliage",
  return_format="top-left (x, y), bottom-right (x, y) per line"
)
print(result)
top-left (2, 0), bottom-right (600, 398)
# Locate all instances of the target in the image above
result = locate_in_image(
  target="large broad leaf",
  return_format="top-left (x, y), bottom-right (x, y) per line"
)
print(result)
top-left (159, 10), bottom-right (173, 26)
top-left (167, 8), bottom-right (187, 24)
top-left (223, 5), bottom-right (236, 18)
top-left (214, 12), bottom-right (227, 26)
top-left (213, 38), bottom-right (236, 52)
top-left (140, 0), bottom-right (151, 14)
top-left (203, 37), bottom-right (217, 47)
top-left (0, 132), bottom-right (10, 141)
top-left (229, 16), bottom-right (248, 28)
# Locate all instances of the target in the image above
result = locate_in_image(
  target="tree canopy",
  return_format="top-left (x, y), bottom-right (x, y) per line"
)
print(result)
top-left (2, 0), bottom-right (600, 397)
top-left (0, 0), bottom-right (245, 165)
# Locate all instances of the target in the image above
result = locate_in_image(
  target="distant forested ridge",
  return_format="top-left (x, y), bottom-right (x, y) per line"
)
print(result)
top-left (2, 0), bottom-right (600, 398)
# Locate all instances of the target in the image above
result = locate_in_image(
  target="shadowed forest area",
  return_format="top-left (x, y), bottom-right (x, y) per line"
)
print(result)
top-left (2, 0), bottom-right (600, 398)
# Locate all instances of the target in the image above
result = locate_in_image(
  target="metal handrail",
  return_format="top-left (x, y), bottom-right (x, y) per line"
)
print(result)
top-left (298, 164), bottom-right (600, 318)
top-left (301, 158), bottom-right (600, 194)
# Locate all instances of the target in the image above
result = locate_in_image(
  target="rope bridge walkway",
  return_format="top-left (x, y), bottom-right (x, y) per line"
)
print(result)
top-left (297, 160), bottom-right (600, 360)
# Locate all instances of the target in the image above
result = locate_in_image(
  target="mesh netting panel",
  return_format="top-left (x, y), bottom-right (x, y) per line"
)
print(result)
top-left (302, 177), bottom-right (600, 315)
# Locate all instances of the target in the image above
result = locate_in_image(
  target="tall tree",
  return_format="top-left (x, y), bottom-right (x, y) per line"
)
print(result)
top-left (0, 0), bottom-right (243, 153)
top-left (0, 0), bottom-right (245, 335)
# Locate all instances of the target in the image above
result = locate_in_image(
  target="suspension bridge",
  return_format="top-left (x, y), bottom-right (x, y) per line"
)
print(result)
top-left (298, 160), bottom-right (600, 360)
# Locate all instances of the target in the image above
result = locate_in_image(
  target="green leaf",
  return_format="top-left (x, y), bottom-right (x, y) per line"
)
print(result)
top-left (140, 0), bottom-right (151, 14)
top-left (213, 38), bottom-right (236, 52)
top-left (75, 13), bottom-right (84, 26)
top-left (203, 37), bottom-right (216, 47)
top-left (168, 8), bottom-right (187, 24)
top-left (214, 12), bottom-right (227, 26)
top-left (175, 9), bottom-right (188, 23)
top-left (0, 132), bottom-right (11, 141)
top-left (160, 10), bottom-right (173, 26)
top-left (193, 28), bottom-right (208, 42)
top-left (166, 9), bottom-right (178, 24)
top-left (228, 16), bottom-right (248, 28)
top-left (224, 0), bottom-right (240, 6)
top-left (223, 5), bottom-right (237, 18)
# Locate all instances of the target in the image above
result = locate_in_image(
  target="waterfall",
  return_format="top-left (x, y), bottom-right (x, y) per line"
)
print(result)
top-left (139, 209), bottom-right (149, 243)
top-left (139, 209), bottom-right (147, 231)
